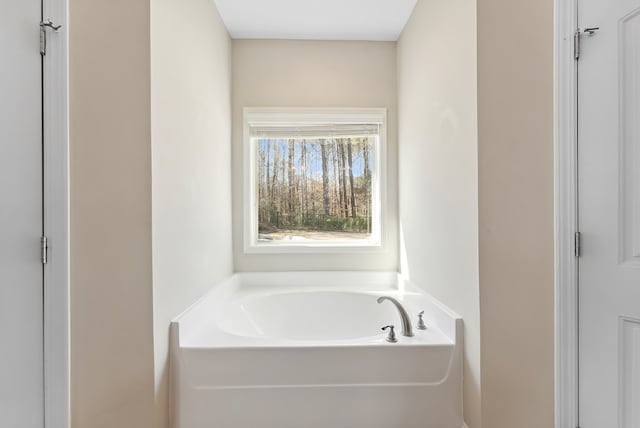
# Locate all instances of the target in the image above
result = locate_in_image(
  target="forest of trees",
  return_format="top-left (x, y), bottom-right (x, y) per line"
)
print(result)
top-left (256, 137), bottom-right (374, 238)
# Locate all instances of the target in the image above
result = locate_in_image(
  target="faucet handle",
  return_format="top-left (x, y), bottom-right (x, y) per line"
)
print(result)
top-left (382, 325), bottom-right (398, 343)
top-left (417, 311), bottom-right (427, 330)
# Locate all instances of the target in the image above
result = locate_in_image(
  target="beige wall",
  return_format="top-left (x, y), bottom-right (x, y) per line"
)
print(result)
top-left (69, 1), bottom-right (555, 426)
top-left (477, 0), bottom-right (555, 426)
top-left (70, 0), bottom-right (155, 426)
top-left (71, 0), bottom-right (233, 427)
top-left (150, 1), bottom-right (233, 427)
top-left (397, 1), bottom-right (481, 427)
top-left (232, 40), bottom-right (398, 272)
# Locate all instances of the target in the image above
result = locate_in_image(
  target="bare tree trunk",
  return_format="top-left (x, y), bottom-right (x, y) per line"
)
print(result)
top-left (320, 139), bottom-right (330, 216)
top-left (339, 140), bottom-right (349, 217)
top-left (300, 141), bottom-right (307, 222)
top-left (362, 139), bottom-right (371, 231)
top-left (265, 140), bottom-right (271, 223)
top-left (258, 143), bottom-right (263, 205)
top-left (347, 139), bottom-right (356, 218)
top-left (271, 142), bottom-right (280, 225)
top-left (287, 139), bottom-right (295, 222)
top-left (281, 151), bottom-right (286, 221)
top-left (363, 139), bottom-right (370, 181)
top-left (311, 143), bottom-right (317, 215)
top-left (334, 141), bottom-right (343, 217)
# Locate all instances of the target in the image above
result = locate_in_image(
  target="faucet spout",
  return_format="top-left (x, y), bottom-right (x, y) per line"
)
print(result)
top-left (377, 296), bottom-right (414, 337)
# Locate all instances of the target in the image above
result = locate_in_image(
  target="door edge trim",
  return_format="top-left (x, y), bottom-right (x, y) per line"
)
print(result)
top-left (555, 0), bottom-right (580, 427)
top-left (42, 0), bottom-right (69, 425)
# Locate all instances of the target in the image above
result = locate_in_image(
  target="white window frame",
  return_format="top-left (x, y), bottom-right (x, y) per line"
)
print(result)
top-left (243, 107), bottom-right (387, 254)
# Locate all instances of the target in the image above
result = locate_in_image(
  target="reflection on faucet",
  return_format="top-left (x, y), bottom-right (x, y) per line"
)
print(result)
top-left (377, 296), bottom-right (414, 337)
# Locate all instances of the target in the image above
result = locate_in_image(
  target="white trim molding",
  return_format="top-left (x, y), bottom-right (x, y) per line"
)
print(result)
top-left (42, 0), bottom-right (69, 426)
top-left (554, 0), bottom-right (579, 427)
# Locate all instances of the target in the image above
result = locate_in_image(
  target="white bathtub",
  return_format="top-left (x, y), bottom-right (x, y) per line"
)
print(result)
top-left (170, 272), bottom-right (463, 428)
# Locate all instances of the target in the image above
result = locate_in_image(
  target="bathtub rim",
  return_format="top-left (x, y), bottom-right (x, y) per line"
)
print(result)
top-left (171, 271), bottom-right (462, 349)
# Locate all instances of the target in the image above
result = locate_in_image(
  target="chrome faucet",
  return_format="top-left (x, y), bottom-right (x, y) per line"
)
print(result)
top-left (377, 296), bottom-right (414, 337)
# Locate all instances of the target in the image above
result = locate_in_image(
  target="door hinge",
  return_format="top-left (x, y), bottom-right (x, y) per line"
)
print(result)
top-left (41, 236), bottom-right (48, 264)
top-left (574, 232), bottom-right (582, 258)
top-left (574, 27), bottom-right (600, 60)
top-left (39, 18), bottom-right (62, 56)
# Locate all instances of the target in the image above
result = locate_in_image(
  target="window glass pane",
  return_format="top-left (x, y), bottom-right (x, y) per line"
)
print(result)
top-left (255, 136), bottom-right (375, 243)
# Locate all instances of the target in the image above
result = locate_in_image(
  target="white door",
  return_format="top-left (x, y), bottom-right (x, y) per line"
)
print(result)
top-left (579, 0), bottom-right (640, 426)
top-left (0, 1), bottom-right (44, 426)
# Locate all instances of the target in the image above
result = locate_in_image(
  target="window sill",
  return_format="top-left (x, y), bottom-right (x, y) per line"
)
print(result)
top-left (244, 241), bottom-right (384, 255)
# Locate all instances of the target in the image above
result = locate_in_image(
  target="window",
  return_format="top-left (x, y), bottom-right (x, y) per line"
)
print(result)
top-left (244, 108), bottom-right (386, 253)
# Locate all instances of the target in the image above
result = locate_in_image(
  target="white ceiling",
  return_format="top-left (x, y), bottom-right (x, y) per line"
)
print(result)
top-left (213, 0), bottom-right (418, 41)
